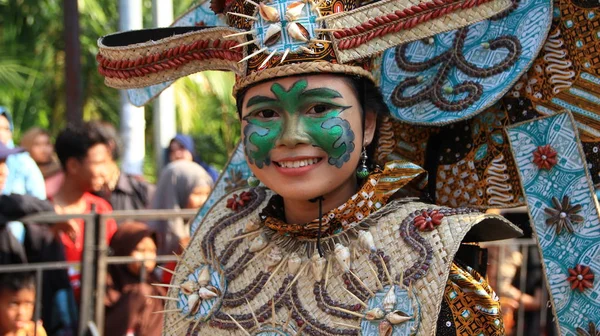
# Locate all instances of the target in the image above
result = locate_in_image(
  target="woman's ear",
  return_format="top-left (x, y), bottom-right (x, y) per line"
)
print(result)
top-left (363, 110), bottom-right (377, 146)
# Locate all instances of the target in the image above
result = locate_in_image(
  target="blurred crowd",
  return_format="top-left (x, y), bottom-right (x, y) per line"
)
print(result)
top-left (0, 106), bottom-right (216, 336)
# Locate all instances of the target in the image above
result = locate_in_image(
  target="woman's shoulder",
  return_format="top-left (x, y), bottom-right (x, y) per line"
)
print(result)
top-left (375, 200), bottom-right (521, 243)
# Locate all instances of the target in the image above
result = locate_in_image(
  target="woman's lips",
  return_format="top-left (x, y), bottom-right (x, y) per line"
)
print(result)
top-left (273, 157), bottom-right (323, 176)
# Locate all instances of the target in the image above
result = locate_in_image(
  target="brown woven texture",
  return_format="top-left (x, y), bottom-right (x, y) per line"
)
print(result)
top-left (327, 0), bottom-right (512, 63)
top-left (98, 28), bottom-right (248, 89)
top-left (163, 187), bottom-right (513, 335)
top-left (233, 62), bottom-right (377, 95)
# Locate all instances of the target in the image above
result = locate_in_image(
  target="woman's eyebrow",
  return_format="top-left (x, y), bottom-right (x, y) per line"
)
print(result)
top-left (246, 95), bottom-right (278, 108)
top-left (300, 87), bottom-right (344, 100)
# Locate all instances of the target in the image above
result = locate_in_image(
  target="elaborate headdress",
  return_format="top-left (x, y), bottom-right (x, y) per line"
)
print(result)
top-left (98, 0), bottom-right (600, 334)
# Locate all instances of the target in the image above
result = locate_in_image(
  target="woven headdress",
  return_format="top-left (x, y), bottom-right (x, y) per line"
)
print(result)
top-left (99, 0), bottom-right (523, 94)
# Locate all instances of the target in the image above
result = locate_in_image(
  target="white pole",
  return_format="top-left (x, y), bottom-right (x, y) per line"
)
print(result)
top-left (152, 0), bottom-right (176, 171)
top-left (119, 0), bottom-right (145, 175)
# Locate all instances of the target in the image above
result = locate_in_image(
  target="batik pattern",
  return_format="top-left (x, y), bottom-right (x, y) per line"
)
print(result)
top-left (375, 100), bottom-right (526, 209)
top-left (441, 264), bottom-right (504, 336)
top-left (378, 0), bottom-right (551, 125)
top-left (506, 111), bottom-right (600, 335)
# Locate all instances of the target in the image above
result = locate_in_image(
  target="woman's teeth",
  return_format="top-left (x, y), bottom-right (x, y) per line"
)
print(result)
top-left (277, 158), bottom-right (320, 168)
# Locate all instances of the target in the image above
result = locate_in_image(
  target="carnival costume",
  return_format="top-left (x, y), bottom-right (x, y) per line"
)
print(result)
top-left (97, 0), bottom-right (600, 334)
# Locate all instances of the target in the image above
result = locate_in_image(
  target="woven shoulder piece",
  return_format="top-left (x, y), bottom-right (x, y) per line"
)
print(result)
top-left (160, 189), bottom-right (520, 336)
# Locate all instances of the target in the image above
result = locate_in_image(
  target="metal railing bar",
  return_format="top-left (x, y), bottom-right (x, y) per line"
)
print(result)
top-left (0, 261), bottom-right (79, 272)
top-left (19, 209), bottom-right (198, 223)
top-left (0, 255), bottom-right (180, 272)
top-left (105, 255), bottom-right (179, 264)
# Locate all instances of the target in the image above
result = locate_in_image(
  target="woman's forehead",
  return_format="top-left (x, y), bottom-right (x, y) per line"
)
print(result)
top-left (244, 75), bottom-right (354, 99)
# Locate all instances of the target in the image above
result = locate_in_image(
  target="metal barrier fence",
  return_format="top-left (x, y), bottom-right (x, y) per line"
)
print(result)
top-left (1, 209), bottom-right (552, 336)
top-left (0, 209), bottom-right (197, 336)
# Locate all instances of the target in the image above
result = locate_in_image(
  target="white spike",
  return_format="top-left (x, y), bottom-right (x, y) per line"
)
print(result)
top-left (246, 298), bottom-right (260, 326)
top-left (239, 47), bottom-right (268, 63)
top-left (245, 0), bottom-right (259, 7)
top-left (259, 49), bottom-right (278, 69)
top-left (152, 308), bottom-right (182, 314)
top-left (227, 12), bottom-right (259, 21)
top-left (225, 313), bottom-right (251, 336)
top-left (147, 295), bottom-right (179, 301)
top-left (349, 270), bottom-right (375, 297)
top-left (279, 48), bottom-right (291, 64)
top-left (315, 13), bottom-right (338, 21)
top-left (314, 28), bottom-right (343, 32)
top-left (333, 321), bottom-right (362, 330)
top-left (342, 287), bottom-right (368, 309)
top-left (157, 265), bottom-right (176, 276)
top-left (224, 29), bottom-right (257, 38)
top-left (151, 283), bottom-right (180, 288)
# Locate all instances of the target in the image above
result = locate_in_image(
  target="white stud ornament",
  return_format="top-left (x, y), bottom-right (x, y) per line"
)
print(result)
top-left (385, 310), bottom-right (412, 324)
top-left (265, 246), bottom-right (283, 270)
top-left (287, 22), bottom-right (310, 42)
top-left (311, 253), bottom-right (326, 281)
top-left (365, 307), bottom-right (385, 320)
top-left (382, 285), bottom-right (397, 312)
top-left (180, 280), bottom-right (197, 295)
top-left (334, 243), bottom-right (351, 272)
top-left (358, 230), bottom-right (376, 252)
top-left (287, 252), bottom-right (302, 275)
top-left (197, 267), bottom-right (211, 287)
top-left (264, 23), bottom-right (282, 46)
top-left (244, 217), bottom-right (261, 232)
top-left (285, 1), bottom-right (305, 21)
top-left (198, 287), bottom-right (219, 300)
top-left (259, 2), bottom-right (280, 22)
top-left (187, 293), bottom-right (201, 315)
top-left (249, 234), bottom-right (269, 252)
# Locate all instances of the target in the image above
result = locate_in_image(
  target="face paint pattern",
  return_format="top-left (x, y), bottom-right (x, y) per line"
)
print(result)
top-left (243, 79), bottom-right (355, 168)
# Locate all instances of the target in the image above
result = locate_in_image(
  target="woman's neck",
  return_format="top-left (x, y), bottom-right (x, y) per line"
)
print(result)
top-left (283, 176), bottom-right (358, 224)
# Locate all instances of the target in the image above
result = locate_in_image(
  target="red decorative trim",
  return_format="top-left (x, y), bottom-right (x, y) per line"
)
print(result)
top-left (97, 39), bottom-right (242, 79)
top-left (333, 0), bottom-right (496, 50)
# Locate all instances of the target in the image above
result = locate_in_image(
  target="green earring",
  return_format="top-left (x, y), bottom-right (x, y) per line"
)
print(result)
top-left (247, 175), bottom-right (260, 187)
top-left (356, 148), bottom-right (369, 179)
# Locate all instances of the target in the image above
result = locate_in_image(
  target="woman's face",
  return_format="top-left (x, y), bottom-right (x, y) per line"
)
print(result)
top-left (186, 185), bottom-right (212, 209)
top-left (127, 236), bottom-right (157, 277)
top-left (168, 140), bottom-right (194, 162)
top-left (240, 75), bottom-right (375, 201)
top-left (30, 133), bottom-right (54, 164)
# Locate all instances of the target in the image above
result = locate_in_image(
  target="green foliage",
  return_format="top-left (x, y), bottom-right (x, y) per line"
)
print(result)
top-left (0, 0), bottom-right (239, 177)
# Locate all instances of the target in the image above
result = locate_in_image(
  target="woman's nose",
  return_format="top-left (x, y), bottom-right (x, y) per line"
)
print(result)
top-left (275, 115), bottom-right (311, 147)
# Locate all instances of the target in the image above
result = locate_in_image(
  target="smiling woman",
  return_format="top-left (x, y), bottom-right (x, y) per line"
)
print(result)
top-left (95, 0), bottom-right (543, 333)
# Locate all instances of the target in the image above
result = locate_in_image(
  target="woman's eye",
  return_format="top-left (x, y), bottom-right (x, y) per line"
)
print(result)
top-left (257, 109), bottom-right (278, 118)
top-left (308, 104), bottom-right (334, 114)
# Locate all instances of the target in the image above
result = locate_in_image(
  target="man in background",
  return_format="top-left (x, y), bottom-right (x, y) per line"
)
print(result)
top-left (52, 121), bottom-right (117, 301)
top-left (94, 122), bottom-right (154, 212)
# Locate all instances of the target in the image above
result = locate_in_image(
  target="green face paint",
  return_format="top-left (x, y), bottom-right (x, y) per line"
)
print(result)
top-left (242, 79), bottom-right (355, 168)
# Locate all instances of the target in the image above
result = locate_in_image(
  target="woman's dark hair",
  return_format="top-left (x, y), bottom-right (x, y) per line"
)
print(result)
top-left (235, 74), bottom-right (389, 170)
